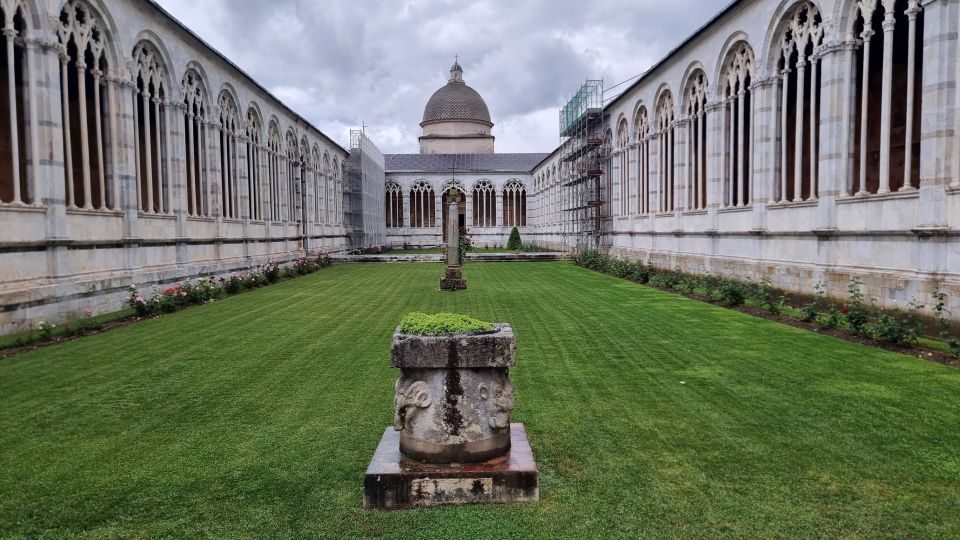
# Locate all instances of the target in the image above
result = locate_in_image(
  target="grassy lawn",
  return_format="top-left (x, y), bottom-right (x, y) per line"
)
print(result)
top-left (386, 247), bottom-right (525, 255)
top-left (2, 262), bottom-right (959, 538)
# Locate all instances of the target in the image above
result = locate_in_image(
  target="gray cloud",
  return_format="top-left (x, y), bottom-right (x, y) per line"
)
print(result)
top-left (155, 0), bottom-right (729, 153)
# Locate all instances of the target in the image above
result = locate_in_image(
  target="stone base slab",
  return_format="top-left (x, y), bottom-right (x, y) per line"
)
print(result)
top-left (439, 277), bottom-right (468, 290)
top-left (364, 423), bottom-right (538, 510)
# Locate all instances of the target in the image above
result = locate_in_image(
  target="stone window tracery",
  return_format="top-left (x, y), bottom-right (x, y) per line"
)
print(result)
top-left (266, 121), bottom-right (281, 221)
top-left (0, 0), bottom-right (30, 205)
top-left (683, 72), bottom-right (708, 210)
top-left (182, 69), bottom-right (209, 217)
top-left (502, 180), bottom-right (526, 227)
top-left (58, 0), bottom-right (113, 211)
top-left (385, 180), bottom-right (402, 228)
top-left (721, 44), bottom-right (753, 207)
top-left (285, 131), bottom-right (298, 223)
top-left (218, 92), bottom-right (239, 219)
top-left (776, 3), bottom-right (823, 203)
top-left (472, 180), bottom-right (496, 227)
top-left (852, 0), bottom-right (923, 195)
top-left (657, 92), bottom-right (676, 212)
top-left (246, 108), bottom-right (262, 221)
top-left (617, 119), bottom-right (630, 215)
top-left (635, 107), bottom-right (651, 214)
top-left (410, 180), bottom-right (435, 228)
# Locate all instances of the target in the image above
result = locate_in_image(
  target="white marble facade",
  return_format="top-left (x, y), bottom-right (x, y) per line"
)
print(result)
top-left (384, 170), bottom-right (534, 247)
top-left (0, 0), bottom-right (348, 334)
top-left (533, 0), bottom-right (960, 319)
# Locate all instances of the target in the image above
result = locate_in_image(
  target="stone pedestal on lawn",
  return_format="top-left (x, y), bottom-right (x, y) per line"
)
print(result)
top-left (440, 199), bottom-right (467, 291)
top-left (364, 323), bottom-right (538, 509)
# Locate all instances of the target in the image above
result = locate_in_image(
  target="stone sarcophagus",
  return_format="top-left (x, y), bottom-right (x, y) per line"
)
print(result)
top-left (364, 322), bottom-right (538, 510)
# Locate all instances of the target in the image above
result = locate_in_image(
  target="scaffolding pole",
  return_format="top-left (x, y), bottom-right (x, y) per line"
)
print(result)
top-left (559, 80), bottom-right (607, 250)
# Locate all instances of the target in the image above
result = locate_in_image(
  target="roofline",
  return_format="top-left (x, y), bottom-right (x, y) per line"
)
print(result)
top-left (420, 118), bottom-right (494, 128)
top-left (385, 169), bottom-right (538, 175)
top-left (142, 0), bottom-right (349, 155)
top-left (533, 145), bottom-right (563, 172)
top-left (605, 0), bottom-right (745, 111)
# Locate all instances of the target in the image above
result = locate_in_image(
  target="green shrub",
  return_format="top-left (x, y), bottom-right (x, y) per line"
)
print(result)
top-left (398, 312), bottom-right (494, 335)
top-left (801, 281), bottom-right (827, 322)
top-left (507, 227), bottom-right (522, 250)
top-left (816, 308), bottom-right (843, 329)
top-left (866, 302), bottom-right (925, 346)
top-left (844, 277), bottom-right (870, 334)
top-left (717, 280), bottom-right (747, 306)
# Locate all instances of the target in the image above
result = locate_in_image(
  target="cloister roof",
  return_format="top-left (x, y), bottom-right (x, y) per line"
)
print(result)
top-left (384, 153), bottom-right (549, 174)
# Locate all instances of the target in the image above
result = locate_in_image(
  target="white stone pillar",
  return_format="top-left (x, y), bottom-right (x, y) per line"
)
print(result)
top-left (3, 27), bottom-right (20, 204)
top-left (809, 55), bottom-right (819, 200)
top-left (793, 59), bottom-right (806, 202)
top-left (737, 89), bottom-right (746, 206)
top-left (858, 28), bottom-right (874, 195)
top-left (877, 7), bottom-right (896, 194)
top-left (142, 91), bottom-right (153, 213)
top-left (902, 1), bottom-right (920, 191)
top-left (60, 51), bottom-right (74, 208)
top-left (106, 77), bottom-right (120, 211)
top-left (92, 71), bottom-right (105, 209)
top-left (779, 69), bottom-right (789, 202)
top-left (77, 62), bottom-right (92, 209)
top-left (152, 97), bottom-right (163, 213)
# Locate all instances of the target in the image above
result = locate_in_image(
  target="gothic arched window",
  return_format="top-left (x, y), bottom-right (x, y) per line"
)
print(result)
top-left (635, 106), bottom-right (651, 214)
top-left (267, 121), bottom-right (281, 221)
top-left (386, 181), bottom-right (403, 228)
top-left (0, 1), bottom-right (30, 205)
top-left (246, 107), bottom-right (262, 220)
top-left (503, 180), bottom-right (526, 227)
top-left (683, 71), bottom-right (708, 210)
top-left (656, 92), bottom-right (676, 212)
top-left (852, 0), bottom-right (923, 195)
top-left (183, 69), bottom-right (209, 216)
top-left (218, 92), bottom-right (239, 219)
top-left (410, 180), bottom-right (435, 227)
top-left (472, 180), bottom-right (496, 227)
top-left (58, 0), bottom-right (113, 211)
top-left (776, 3), bottom-right (823, 203)
top-left (720, 45), bottom-right (753, 207)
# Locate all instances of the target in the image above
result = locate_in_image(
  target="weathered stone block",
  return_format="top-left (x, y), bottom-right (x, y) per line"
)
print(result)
top-left (391, 324), bottom-right (515, 369)
top-left (364, 423), bottom-right (539, 510)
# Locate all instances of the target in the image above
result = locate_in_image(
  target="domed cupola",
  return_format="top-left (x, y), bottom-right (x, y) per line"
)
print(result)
top-left (419, 60), bottom-right (495, 154)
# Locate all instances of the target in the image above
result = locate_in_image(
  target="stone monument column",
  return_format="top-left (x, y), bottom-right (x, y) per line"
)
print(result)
top-left (440, 196), bottom-right (467, 290)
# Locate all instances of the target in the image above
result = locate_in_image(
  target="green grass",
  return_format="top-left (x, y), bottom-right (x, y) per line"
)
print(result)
top-left (2, 262), bottom-right (959, 539)
top-left (398, 312), bottom-right (494, 335)
top-left (387, 247), bottom-right (522, 255)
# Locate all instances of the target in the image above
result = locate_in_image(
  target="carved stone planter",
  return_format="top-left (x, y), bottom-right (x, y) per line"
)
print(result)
top-left (364, 323), bottom-right (539, 509)
top-left (391, 323), bottom-right (516, 463)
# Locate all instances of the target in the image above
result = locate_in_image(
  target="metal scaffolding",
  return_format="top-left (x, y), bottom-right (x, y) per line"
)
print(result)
top-left (559, 80), bottom-right (607, 249)
top-left (345, 129), bottom-right (386, 247)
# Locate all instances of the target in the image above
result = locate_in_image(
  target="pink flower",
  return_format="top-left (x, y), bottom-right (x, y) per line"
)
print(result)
top-left (180, 291), bottom-right (187, 297)
top-left (135, 296), bottom-right (145, 303)
top-left (84, 308), bottom-right (93, 317)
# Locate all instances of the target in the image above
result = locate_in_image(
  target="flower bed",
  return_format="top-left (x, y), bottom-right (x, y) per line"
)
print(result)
top-left (573, 249), bottom-right (960, 359)
top-left (129, 254), bottom-right (332, 317)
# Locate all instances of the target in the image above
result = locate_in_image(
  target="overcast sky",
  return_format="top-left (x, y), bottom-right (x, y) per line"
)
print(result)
top-left (154, 0), bottom-right (730, 154)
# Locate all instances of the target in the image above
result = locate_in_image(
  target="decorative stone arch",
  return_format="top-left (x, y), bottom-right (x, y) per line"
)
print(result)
top-left (678, 61), bottom-right (708, 107)
top-left (54, 0), bottom-right (121, 70)
top-left (385, 180), bottom-right (403, 228)
top-left (246, 104), bottom-right (263, 142)
top-left (471, 179), bottom-right (496, 228)
top-left (711, 32), bottom-right (753, 96)
top-left (130, 33), bottom-right (173, 96)
top-left (409, 179), bottom-right (435, 228)
top-left (440, 178), bottom-right (466, 195)
top-left (613, 112), bottom-right (630, 145)
top-left (502, 179), bottom-right (527, 228)
top-left (634, 103), bottom-right (652, 214)
top-left (761, 0), bottom-right (828, 72)
top-left (652, 83), bottom-right (674, 122)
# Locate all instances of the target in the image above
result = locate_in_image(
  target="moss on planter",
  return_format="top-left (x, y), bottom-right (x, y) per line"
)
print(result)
top-left (398, 312), bottom-right (494, 335)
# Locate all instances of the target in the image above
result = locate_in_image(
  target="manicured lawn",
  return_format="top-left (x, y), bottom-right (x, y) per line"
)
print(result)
top-left (2, 262), bottom-right (959, 538)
